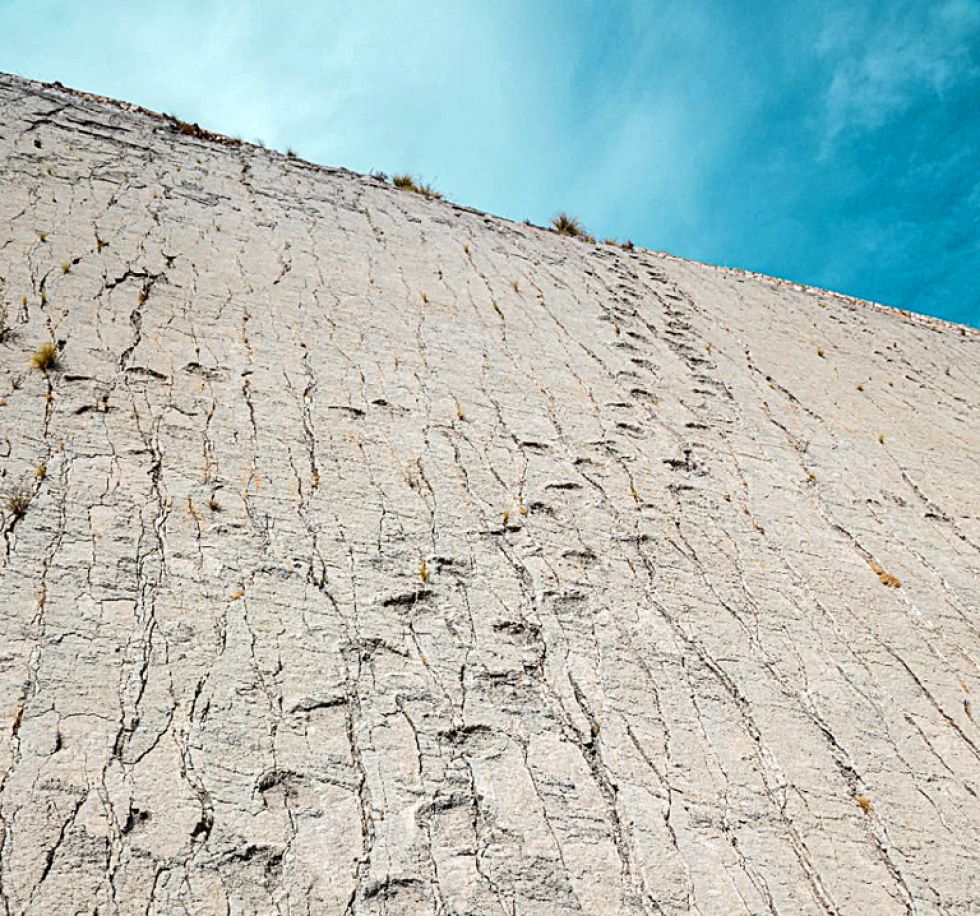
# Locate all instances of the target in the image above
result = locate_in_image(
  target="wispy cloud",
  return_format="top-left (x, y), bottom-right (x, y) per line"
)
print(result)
top-left (816, 1), bottom-right (980, 142)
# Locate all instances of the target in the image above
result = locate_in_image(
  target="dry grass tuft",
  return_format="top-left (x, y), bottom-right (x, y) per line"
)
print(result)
top-left (171, 116), bottom-right (207, 139)
top-left (551, 212), bottom-right (585, 238)
top-left (5, 483), bottom-right (31, 519)
top-left (855, 795), bottom-right (874, 813)
top-left (31, 343), bottom-right (59, 372)
top-left (392, 174), bottom-right (442, 199)
top-left (869, 559), bottom-right (901, 589)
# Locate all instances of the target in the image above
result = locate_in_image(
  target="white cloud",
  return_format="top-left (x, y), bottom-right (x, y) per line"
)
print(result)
top-left (816, 0), bottom-right (980, 142)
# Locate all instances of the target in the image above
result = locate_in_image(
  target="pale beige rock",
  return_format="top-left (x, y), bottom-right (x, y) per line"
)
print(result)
top-left (0, 73), bottom-right (978, 915)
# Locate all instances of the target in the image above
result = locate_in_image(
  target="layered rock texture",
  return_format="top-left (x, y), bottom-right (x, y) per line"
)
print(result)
top-left (0, 73), bottom-right (978, 915)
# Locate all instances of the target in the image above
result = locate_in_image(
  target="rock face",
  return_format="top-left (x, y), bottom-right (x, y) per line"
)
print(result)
top-left (0, 73), bottom-right (978, 915)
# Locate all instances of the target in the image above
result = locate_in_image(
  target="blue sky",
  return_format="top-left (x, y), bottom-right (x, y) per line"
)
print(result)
top-left (2, 0), bottom-right (978, 326)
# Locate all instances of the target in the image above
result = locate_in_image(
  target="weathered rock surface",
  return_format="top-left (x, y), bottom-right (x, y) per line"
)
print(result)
top-left (0, 73), bottom-right (978, 915)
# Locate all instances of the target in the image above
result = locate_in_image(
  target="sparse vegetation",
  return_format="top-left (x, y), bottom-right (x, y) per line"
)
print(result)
top-left (207, 496), bottom-right (222, 512)
top-left (419, 560), bottom-right (429, 583)
top-left (170, 116), bottom-right (207, 139)
top-left (392, 174), bottom-right (442, 199)
top-left (5, 483), bottom-right (31, 519)
top-left (856, 795), bottom-right (874, 813)
top-left (551, 212), bottom-right (585, 238)
top-left (36, 464), bottom-right (47, 480)
top-left (869, 559), bottom-right (901, 588)
top-left (370, 170), bottom-right (389, 183)
top-left (31, 343), bottom-right (59, 372)
top-left (817, 348), bottom-right (825, 358)
top-left (61, 262), bottom-right (71, 274)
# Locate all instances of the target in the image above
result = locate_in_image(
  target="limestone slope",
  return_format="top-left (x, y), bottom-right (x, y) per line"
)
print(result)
top-left (0, 73), bottom-right (978, 915)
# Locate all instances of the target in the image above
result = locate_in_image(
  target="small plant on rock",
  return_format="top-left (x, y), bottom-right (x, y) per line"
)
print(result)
top-left (392, 174), bottom-right (442, 199)
top-left (551, 212), bottom-right (585, 238)
top-left (5, 483), bottom-right (31, 519)
top-left (869, 559), bottom-right (901, 588)
top-left (31, 343), bottom-right (59, 372)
